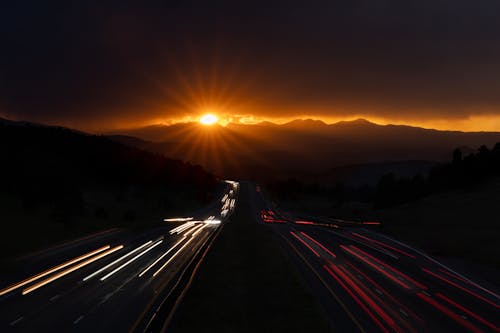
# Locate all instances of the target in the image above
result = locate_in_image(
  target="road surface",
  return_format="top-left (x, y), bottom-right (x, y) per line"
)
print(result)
top-left (0, 181), bottom-right (239, 332)
top-left (251, 182), bottom-right (500, 333)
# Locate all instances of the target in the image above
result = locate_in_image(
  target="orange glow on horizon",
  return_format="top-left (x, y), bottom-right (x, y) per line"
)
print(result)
top-left (40, 110), bottom-right (500, 133)
top-left (143, 114), bottom-right (500, 133)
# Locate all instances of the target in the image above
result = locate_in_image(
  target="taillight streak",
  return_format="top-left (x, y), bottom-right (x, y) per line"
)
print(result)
top-left (422, 268), bottom-right (499, 309)
top-left (290, 231), bottom-right (320, 257)
top-left (416, 292), bottom-right (483, 333)
top-left (351, 233), bottom-right (416, 259)
top-left (299, 232), bottom-right (336, 258)
top-left (324, 264), bottom-right (390, 333)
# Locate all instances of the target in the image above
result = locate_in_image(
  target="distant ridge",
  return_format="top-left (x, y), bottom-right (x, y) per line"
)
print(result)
top-left (108, 118), bottom-right (500, 181)
top-left (331, 118), bottom-right (376, 126)
top-left (282, 119), bottom-right (328, 128)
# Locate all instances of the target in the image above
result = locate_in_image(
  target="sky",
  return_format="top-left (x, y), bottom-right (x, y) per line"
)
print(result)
top-left (1, 0), bottom-right (500, 131)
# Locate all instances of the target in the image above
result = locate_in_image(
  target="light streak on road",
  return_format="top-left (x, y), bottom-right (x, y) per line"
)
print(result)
top-left (435, 293), bottom-right (500, 332)
top-left (438, 268), bottom-right (500, 301)
top-left (324, 264), bottom-right (390, 333)
top-left (351, 232), bottom-right (416, 259)
top-left (192, 224), bottom-right (208, 237)
top-left (183, 224), bottom-right (204, 237)
top-left (340, 245), bottom-right (411, 290)
top-left (362, 222), bottom-right (381, 225)
top-left (330, 264), bottom-right (399, 332)
top-left (139, 237), bottom-right (187, 277)
top-left (376, 232), bottom-right (500, 300)
top-left (169, 221), bottom-right (196, 234)
top-left (290, 231), bottom-right (320, 257)
top-left (299, 231), bottom-right (336, 258)
top-left (0, 245), bottom-right (111, 296)
top-left (416, 292), bottom-right (483, 333)
top-left (83, 241), bottom-right (153, 281)
top-left (422, 268), bottom-right (500, 309)
top-left (164, 217), bottom-right (194, 222)
top-left (295, 220), bottom-right (315, 225)
top-left (345, 261), bottom-right (424, 325)
top-left (100, 240), bottom-right (163, 281)
top-left (345, 245), bottom-right (427, 290)
top-left (203, 219), bottom-right (221, 224)
top-left (152, 236), bottom-right (198, 277)
top-left (22, 245), bottom-right (123, 295)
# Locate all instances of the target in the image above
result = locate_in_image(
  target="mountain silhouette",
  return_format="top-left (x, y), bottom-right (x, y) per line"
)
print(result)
top-left (108, 119), bottom-right (500, 182)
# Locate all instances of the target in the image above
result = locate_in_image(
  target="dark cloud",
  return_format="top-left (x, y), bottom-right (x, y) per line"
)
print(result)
top-left (1, 0), bottom-right (500, 128)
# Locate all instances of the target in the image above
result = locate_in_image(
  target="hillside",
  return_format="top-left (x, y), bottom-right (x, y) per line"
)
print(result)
top-left (0, 118), bottom-right (217, 259)
top-left (108, 119), bottom-right (500, 182)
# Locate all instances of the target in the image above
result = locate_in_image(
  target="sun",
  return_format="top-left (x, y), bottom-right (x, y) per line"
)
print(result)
top-left (200, 113), bottom-right (218, 125)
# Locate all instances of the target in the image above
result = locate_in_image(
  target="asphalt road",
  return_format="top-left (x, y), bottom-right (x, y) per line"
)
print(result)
top-left (2, 180), bottom-right (499, 333)
top-left (0, 181), bottom-right (239, 333)
top-left (251, 182), bottom-right (500, 333)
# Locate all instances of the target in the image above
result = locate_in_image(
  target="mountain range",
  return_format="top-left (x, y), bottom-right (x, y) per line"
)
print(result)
top-left (108, 119), bottom-right (500, 183)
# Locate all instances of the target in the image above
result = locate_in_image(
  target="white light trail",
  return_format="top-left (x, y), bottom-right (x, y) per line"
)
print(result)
top-left (0, 245), bottom-right (111, 296)
top-left (100, 239), bottom-right (163, 281)
top-left (184, 224), bottom-right (204, 236)
top-left (192, 224), bottom-right (207, 237)
top-left (83, 241), bottom-right (153, 281)
top-left (138, 237), bottom-right (187, 277)
top-left (169, 221), bottom-right (199, 234)
top-left (22, 245), bottom-right (123, 295)
top-left (152, 237), bottom-right (197, 277)
top-left (203, 219), bottom-right (221, 225)
top-left (164, 217), bottom-right (193, 222)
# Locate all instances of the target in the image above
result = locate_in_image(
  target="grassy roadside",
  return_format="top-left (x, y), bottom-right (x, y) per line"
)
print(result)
top-left (170, 183), bottom-right (331, 332)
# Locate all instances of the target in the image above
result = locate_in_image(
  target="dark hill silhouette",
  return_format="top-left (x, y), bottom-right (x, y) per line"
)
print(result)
top-left (0, 118), bottom-right (216, 222)
top-left (108, 119), bottom-right (500, 182)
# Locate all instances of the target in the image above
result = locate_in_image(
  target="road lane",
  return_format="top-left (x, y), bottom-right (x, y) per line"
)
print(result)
top-left (255, 183), bottom-right (500, 333)
top-left (0, 180), bottom-right (239, 332)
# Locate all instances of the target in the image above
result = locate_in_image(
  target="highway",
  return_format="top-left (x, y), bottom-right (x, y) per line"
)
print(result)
top-left (0, 181), bottom-right (239, 333)
top-left (251, 182), bottom-right (500, 333)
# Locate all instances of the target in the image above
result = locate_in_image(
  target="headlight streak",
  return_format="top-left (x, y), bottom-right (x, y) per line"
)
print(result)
top-left (192, 224), bottom-right (208, 237)
top-left (169, 221), bottom-right (195, 234)
top-left (138, 237), bottom-right (187, 277)
top-left (0, 245), bottom-right (111, 296)
top-left (183, 223), bottom-right (204, 237)
top-left (164, 217), bottom-right (194, 222)
top-left (100, 240), bottom-right (163, 281)
top-left (22, 245), bottom-right (123, 295)
top-left (82, 241), bottom-right (153, 281)
top-left (203, 219), bottom-right (221, 225)
top-left (151, 227), bottom-right (208, 278)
